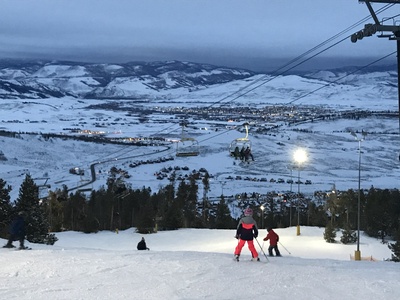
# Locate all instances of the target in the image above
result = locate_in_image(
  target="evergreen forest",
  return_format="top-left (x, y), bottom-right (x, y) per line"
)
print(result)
top-left (0, 171), bottom-right (399, 261)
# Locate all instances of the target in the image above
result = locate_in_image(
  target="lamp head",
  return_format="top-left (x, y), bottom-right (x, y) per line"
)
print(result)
top-left (350, 131), bottom-right (367, 141)
top-left (294, 148), bottom-right (307, 164)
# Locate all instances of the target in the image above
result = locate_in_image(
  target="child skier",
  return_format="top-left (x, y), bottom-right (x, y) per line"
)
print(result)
top-left (234, 207), bottom-right (259, 261)
top-left (263, 227), bottom-right (281, 257)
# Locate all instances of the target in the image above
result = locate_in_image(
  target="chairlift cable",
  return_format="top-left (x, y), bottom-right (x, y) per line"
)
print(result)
top-left (208, 3), bottom-right (396, 109)
top-left (127, 4), bottom-right (398, 149)
top-left (148, 5), bottom-right (399, 155)
top-left (72, 4), bottom-right (399, 167)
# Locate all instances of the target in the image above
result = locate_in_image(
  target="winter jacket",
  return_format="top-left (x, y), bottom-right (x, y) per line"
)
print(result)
top-left (137, 240), bottom-right (149, 250)
top-left (9, 215), bottom-right (25, 237)
top-left (263, 229), bottom-right (279, 246)
top-left (236, 216), bottom-right (258, 241)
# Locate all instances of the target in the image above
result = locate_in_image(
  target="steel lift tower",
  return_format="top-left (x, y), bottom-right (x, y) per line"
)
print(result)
top-left (351, 0), bottom-right (400, 261)
top-left (351, 0), bottom-right (399, 135)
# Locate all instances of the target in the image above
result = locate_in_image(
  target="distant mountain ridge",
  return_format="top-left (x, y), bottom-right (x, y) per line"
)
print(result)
top-left (0, 60), bottom-right (257, 99)
top-left (0, 59), bottom-right (396, 100)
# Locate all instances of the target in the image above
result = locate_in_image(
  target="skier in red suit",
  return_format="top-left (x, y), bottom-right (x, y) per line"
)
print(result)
top-left (263, 227), bottom-right (281, 257)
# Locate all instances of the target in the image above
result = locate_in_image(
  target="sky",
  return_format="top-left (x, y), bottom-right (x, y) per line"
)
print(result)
top-left (0, 0), bottom-right (398, 71)
top-left (1, 227), bottom-right (399, 300)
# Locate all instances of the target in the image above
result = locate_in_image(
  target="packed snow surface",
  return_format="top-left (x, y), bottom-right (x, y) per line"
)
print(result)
top-left (1, 227), bottom-right (399, 300)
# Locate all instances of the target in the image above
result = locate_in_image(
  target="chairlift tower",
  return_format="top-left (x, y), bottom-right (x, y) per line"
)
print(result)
top-left (352, 1), bottom-right (400, 159)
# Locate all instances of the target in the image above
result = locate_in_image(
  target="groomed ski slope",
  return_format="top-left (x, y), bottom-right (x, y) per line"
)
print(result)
top-left (1, 226), bottom-right (399, 300)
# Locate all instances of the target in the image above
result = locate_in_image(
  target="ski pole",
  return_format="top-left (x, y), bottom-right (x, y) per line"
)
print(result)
top-left (254, 238), bottom-right (269, 262)
top-left (279, 241), bottom-right (291, 255)
top-left (259, 241), bottom-right (264, 256)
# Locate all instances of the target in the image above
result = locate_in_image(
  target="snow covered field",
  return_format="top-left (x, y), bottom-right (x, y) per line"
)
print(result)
top-left (0, 227), bottom-right (399, 300)
top-left (0, 94), bottom-right (399, 202)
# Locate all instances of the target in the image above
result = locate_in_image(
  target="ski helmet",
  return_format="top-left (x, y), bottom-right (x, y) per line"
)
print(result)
top-left (244, 208), bottom-right (253, 216)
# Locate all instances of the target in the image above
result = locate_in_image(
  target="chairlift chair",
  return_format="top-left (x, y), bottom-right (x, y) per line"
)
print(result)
top-left (176, 123), bottom-right (200, 157)
top-left (229, 122), bottom-right (252, 157)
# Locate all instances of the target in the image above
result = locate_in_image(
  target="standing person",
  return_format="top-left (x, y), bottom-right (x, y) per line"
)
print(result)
top-left (263, 227), bottom-right (281, 257)
top-left (137, 237), bottom-right (150, 250)
top-left (234, 207), bottom-right (259, 261)
top-left (3, 211), bottom-right (27, 249)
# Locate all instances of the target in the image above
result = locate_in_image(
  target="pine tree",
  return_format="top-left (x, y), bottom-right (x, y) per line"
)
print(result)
top-left (215, 196), bottom-right (234, 229)
top-left (176, 178), bottom-right (198, 228)
top-left (201, 172), bottom-right (210, 225)
top-left (187, 176), bottom-right (199, 227)
top-left (340, 225), bottom-right (357, 244)
top-left (388, 227), bottom-right (400, 262)
top-left (14, 174), bottom-right (57, 245)
top-left (365, 187), bottom-right (391, 241)
top-left (163, 199), bottom-right (184, 230)
top-left (0, 178), bottom-right (13, 238)
top-left (136, 198), bottom-right (156, 234)
top-left (44, 191), bottom-right (65, 232)
top-left (324, 222), bottom-right (336, 243)
top-left (157, 183), bottom-right (183, 230)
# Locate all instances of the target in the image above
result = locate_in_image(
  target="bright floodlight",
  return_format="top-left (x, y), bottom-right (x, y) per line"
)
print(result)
top-left (294, 148), bottom-right (307, 164)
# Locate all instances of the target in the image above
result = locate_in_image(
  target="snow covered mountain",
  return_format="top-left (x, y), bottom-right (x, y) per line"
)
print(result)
top-left (0, 59), bottom-right (397, 101)
top-left (0, 60), bottom-right (256, 99)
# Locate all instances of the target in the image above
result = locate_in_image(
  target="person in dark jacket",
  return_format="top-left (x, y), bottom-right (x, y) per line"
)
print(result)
top-left (239, 146), bottom-right (245, 161)
top-left (3, 212), bottom-right (26, 249)
top-left (234, 208), bottom-right (259, 261)
top-left (233, 146), bottom-right (240, 160)
top-left (263, 227), bottom-right (281, 256)
top-left (137, 237), bottom-right (150, 250)
top-left (244, 146), bottom-right (254, 162)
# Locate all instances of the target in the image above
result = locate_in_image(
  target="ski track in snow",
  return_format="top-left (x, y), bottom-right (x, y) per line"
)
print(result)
top-left (1, 227), bottom-right (400, 300)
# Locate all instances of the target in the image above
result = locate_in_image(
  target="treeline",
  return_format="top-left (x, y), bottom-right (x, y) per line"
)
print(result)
top-left (1, 173), bottom-right (399, 260)
top-left (321, 187), bottom-right (400, 243)
top-left (52, 171), bottom-right (237, 234)
top-left (0, 172), bottom-right (237, 241)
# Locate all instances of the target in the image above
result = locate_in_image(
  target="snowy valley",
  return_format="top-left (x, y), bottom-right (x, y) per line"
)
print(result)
top-left (0, 60), bottom-right (398, 202)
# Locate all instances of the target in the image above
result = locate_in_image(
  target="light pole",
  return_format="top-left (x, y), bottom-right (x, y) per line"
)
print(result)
top-left (260, 205), bottom-right (265, 229)
top-left (289, 194), bottom-right (292, 228)
top-left (287, 165), bottom-right (294, 228)
top-left (350, 131), bottom-right (367, 261)
top-left (294, 148), bottom-right (307, 236)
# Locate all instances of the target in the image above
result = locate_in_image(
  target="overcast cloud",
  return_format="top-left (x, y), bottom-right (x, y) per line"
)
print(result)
top-left (0, 0), bottom-right (398, 71)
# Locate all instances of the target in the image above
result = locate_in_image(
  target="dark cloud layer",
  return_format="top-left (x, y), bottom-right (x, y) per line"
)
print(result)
top-left (0, 0), bottom-right (397, 72)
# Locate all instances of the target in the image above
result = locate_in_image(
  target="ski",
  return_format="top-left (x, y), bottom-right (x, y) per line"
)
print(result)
top-left (2, 245), bottom-right (16, 249)
top-left (17, 247), bottom-right (32, 250)
top-left (2, 246), bottom-right (32, 250)
top-left (233, 256), bottom-right (266, 263)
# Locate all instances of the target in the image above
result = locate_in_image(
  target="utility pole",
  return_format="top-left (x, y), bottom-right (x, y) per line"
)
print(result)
top-left (351, 1), bottom-right (400, 155)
